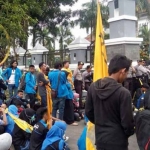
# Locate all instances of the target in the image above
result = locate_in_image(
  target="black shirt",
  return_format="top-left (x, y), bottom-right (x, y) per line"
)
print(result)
top-left (29, 120), bottom-right (48, 150)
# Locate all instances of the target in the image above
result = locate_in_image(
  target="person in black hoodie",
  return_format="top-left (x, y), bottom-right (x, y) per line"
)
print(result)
top-left (12, 108), bottom-right (35, 150)
top-left (85, 55), bottom-right (134, 150)
top-left (135, 89), bottom-right (150, 150)
top-left (29, 107), bottom-right (49, 150)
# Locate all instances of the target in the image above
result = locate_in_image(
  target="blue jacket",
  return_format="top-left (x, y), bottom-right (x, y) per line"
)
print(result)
top-left (66, 82), bottom-right (74, 100)
top-left (2, 67), bottom-right (22, 87)
top-left (48, 70), bottom-right (69, 98)
top-left (6, 105), bottom-right (19, 135)
top-left (25, 72), bottom-right (36, 94)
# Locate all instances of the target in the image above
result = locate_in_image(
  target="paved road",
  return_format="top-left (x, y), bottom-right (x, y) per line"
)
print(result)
top-left (66, 120), bottom-right (139, 150)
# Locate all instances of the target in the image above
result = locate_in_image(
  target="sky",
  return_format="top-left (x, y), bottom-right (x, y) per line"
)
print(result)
top-left (61, 0), bottom-right (91, 39)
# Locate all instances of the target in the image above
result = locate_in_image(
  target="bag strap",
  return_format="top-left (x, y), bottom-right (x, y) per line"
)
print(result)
top-left (56, 71), bottom-right (61, 91)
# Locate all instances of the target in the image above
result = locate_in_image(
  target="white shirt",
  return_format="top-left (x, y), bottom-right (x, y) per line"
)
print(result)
top-left (8, 70), bottom-right (15, 84)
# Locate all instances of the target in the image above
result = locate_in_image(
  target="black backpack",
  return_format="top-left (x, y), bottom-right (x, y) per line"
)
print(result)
top-left (136, 110), bottom-right (150, 150)
top-left (20, 72), bottom-right (28, 90)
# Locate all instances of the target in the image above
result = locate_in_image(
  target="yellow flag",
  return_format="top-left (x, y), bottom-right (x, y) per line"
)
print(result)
top-left (93, 3), bottom-right (108, 81)
top-left (86, 2), bottom-right (108, 150)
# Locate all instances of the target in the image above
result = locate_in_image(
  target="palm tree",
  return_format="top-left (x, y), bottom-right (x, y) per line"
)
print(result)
top-left (138, 25), bottom-right (150, 59)
top-left (139, 25), bottom-right (149, 45)
top-left (73, 1), bottom-right (109, 34)
top-left (56, 25), bottom-right (74, 61)
top-left (35, 28), bottom-right (53, 47)
top-left (57, 26), bottom-right (74, 49)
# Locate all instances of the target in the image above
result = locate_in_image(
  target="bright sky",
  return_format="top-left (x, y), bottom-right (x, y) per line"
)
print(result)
top-left (61, 0), bottom-right (91, 39)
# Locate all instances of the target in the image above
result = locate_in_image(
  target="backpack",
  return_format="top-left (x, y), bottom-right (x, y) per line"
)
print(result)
top-left (20, 72), bottom-right (28, 90)
top-left (136, 110), bottom-right (150, 150)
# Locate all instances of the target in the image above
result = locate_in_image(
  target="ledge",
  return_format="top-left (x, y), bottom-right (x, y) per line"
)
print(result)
top-left (105, 37), bottom-right (143, 46)
top-left (108, 15), bottom-right (137, 23)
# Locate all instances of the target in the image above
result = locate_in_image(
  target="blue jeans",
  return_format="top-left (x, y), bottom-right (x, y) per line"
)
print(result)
top-left (8, 84), bottom-right (18, 98)
top-left (52, 97), bottom-right (65, 120)
top-left (41, 95), bottom-right (47, 107)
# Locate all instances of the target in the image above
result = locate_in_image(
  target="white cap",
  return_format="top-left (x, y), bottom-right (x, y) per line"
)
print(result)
top-left (0, 133), bottom-right (12, 150)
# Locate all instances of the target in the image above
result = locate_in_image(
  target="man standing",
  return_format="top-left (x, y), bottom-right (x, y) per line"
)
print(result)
top-left (25, 65), bottom-right (37, 108)
top-left (37, 62), bottom-right (49, 107)
top-left (73, 61), bottom-right (84, 108)
top-left (136, 60), bottom-right (149, 84)
top-left (82, 65), bottom-right (93, 91)
top-left (85, 55), bottom-right (134, 150)
top-left (124, 60), bottom-right (136, 97)
top-left (48, 62), bottom-right (68, 120)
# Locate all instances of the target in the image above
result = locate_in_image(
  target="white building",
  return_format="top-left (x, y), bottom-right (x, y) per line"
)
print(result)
top-left (138, 13), bottom-right (150, 30)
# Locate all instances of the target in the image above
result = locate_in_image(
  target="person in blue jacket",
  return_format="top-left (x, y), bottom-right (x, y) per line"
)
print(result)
top-left (6, 105), bottom-right (19, 135)
top-left (41, 121), bottom-right (70, 150)
top-left (25, 65), bottom-right (37, 108)
top-left (2, 60), bottom-right (22, 98)
top-left (48, 62), bottom-right (69, 120)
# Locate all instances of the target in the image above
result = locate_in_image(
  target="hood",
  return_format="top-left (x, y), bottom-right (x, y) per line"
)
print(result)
top-left (42, 121), bottom-right (67, 150)
top-left (8, 105), bottom-right (18, 116)
top-left (94, 77), bottom-right (122, 100)
top-left (19, 108), bottom-right (35, 123)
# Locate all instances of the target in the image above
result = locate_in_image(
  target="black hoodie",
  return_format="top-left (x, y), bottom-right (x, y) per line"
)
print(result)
top-left (85, 77), bottom-right (134, 150)
top-left (135, 90), bottom-right (150, 150)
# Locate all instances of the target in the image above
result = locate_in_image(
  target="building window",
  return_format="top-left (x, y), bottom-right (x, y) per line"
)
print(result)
top-left (74, 53), bottom-right (76, 60)
top-left (114, 0), bottom-right (119, 9)
top-left (86, 50), bottom-right (90, 63)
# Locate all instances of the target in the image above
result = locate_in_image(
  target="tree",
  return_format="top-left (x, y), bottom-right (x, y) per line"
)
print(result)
top-left (136, 0), bottom-right (150, 17)
top-left (73, 1), bottom-right (109, 34)
top-left (56, 25), bottom-right (74, 61)
top-left (0, 0), bottom-right (77, 63)
top-left (138, 25), bottom-right (150, 60)
top-left (35, 28), bottom-right (53, 47)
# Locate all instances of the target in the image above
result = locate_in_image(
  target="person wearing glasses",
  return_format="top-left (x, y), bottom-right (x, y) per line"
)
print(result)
top-left (2, 60), bottom-right (22, 98)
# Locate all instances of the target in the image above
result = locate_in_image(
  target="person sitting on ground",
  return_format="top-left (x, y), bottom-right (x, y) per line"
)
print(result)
top-left (12, 108), bottom-right (35, 150)
top-left (0, 106), bottom-right (7, 134)
top-left (11, 98), bottom-right (24, 114)
top-left (5, 105), bottom-right (19, 135)
top-left (133, 83), bottom-right (149, 109)
top-left (41, 121), bottom-right (70, 150)
top-left (135, 90), bottom-right (150, 149)
top-left (11, 90), bottom-right (30, 108)
top-left (0, 133), bottom-right (12, 150)
top-left (29, 107), bottom-right (49, 150)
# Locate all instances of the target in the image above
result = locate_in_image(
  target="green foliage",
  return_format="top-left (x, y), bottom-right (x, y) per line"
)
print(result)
top-left (136, 0), bottom-right (150, 17)
top-left (0, 0), bottom-right (77, 62)
top-left (138, 25), bottom-right (150, 60)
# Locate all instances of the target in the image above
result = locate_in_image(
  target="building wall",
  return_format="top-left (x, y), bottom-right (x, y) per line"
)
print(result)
top-left (70, 49), bottom-right (86, 64)
top-left (110, 20), bottom-right (136, 39)
top-left (31, 54), bottom-right (42, 66)
top-left (106, 44), bottom-right (140, 61)
top-left (138, 16), bottom-right (150, 30)
top-left (18, 56), bottom-right (24, 66)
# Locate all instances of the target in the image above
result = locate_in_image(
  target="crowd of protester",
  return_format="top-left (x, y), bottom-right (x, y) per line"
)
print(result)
top-left (0, 59), bottom-right (93, 150)
top-left (1, 56), bottom-right (150, 150)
